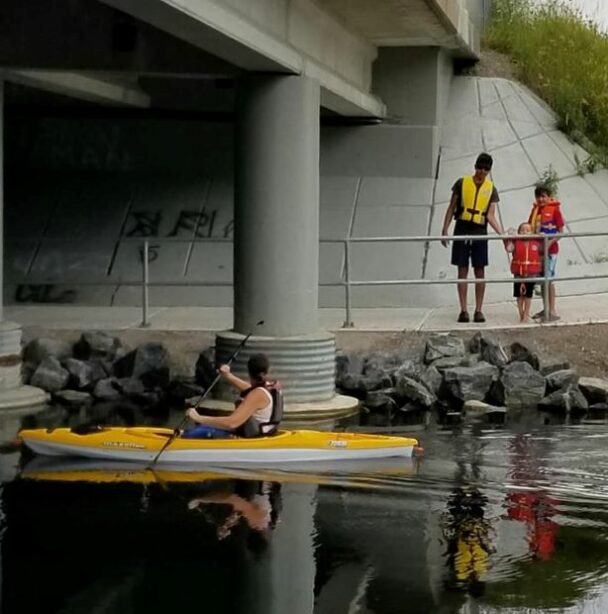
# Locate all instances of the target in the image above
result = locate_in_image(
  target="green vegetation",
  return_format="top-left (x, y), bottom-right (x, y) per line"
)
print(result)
top-left (485, 0), bottom-right (608, 169)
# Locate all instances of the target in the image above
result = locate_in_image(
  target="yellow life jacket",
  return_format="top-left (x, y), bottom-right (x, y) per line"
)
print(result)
top-left (458, 176), bottom-right (494, 225)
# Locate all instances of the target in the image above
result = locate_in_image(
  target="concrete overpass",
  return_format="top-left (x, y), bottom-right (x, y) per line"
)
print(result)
top-left (0, 0), bottom-right (485, 408)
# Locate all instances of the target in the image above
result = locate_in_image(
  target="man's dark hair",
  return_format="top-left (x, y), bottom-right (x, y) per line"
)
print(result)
top-left (534, 183), bottom-right (552, 198)
top-left (247, 353), bottom-right (269, 384)
top-left (475, 153), bottom-right (493, 170)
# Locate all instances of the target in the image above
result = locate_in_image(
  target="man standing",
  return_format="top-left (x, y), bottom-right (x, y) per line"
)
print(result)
top-left (441, 153), bottom-right (503, 323)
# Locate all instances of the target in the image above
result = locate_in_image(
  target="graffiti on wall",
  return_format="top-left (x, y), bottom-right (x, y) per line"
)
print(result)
top-left (123, 208), bottom-right (234, 239)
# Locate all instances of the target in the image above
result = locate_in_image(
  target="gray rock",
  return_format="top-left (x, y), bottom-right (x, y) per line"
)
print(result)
top-left (499, 361), bottom-right (546, 409)
top-left (578, 377), bottom-right (608, 404)
top-left (421, 365), bottom-right (442, 395)
top-left (539, 385), bottom-right (588, 413)
top-left (546, 369), bottom-right (579, 392)
top-left (462, 400), bottom-right (506, 418)
top-left (74, 331), bottom-right (121, 360)
top-left (469, 332), bottom-right (483, 354)
top-left (431, 356), bottom-right (469, 371)
top-left (53, 389), bottom-right (93, 408)
top-left (539, 358), bottom-right (571, 376)
top-left (64, 358), bottom-right (94, 390)
top-left (195, 347), bottom-right (217, 388)
top-left (480, 337), bottom-right (509, 368)
top-left (424, 334), bottom-right (465, 364)
top-left (115, 343), bottom-right (171, 388)
top-left (395, 375), bottom-right (436, 408)
top-left (443, 362), bottom-right (499, 402)
top-left (392, 359), bottom-right (425, 381)
top-left (509, 342), bottom-right (539, 370)
top-left (92, 378), bottom-right (123, 401)
top-left (31, 357), bottom-right (70, 393)
top-left (24, 338), bottom-right (72, 366)
top-left (339, 372), bottom-right (391, 398)
top-left (167, 377), bottom-right (205, 403)
top-left (363, 352), bottom-right (416, 376)
top-left (365, 389), bottom-right (398, 410)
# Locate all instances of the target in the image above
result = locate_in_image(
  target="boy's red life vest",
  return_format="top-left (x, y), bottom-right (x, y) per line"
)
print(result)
top-left (510, 239), bottom-right (542, 277)
top-left (529, 199), bottom-right (562, 236)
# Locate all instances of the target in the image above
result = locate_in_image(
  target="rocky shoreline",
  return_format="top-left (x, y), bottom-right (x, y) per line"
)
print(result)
top-left (337, 332), bottom-right (608, 427)
top-left (21, 330), bottom-right (608, 429)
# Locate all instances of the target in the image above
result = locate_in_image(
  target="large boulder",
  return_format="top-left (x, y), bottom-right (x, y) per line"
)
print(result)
top-left (578, 377), bottom-right (608, 404)
top-left (64, 358), bottom-right (94, 390)
top-left (462, 400), bottom-right (506, 419)
top-left (480, 337), bottom-right (509, 368)
top-left (30, 357), bottom-right (70, 393)
top-left (424, 334), bottom-right (465, 364)
top-left (24, 338), bottom-right (72, 366)
top-left (115, 343), bottom-right (170, 388)
top-left (73, 331), bottom-right (121, 361)
top-left (365, 389), bottom-right (398, 410)
top-left (546, 369), bottom-right (579, 392)
top-left (52, 389), bottom-right (93, 409)
top-left (539, 385), bottom-right (589, 413)
top-left (443, 362), bottom-right (499, 403)
top-left (421, 365), bottom-right (442, 395)
top-left (539, 358), bottom-right (571, 376)
top-left (498, 361), bottom-right (546, 409)
top-left (92, 378), bottom-right (123, 401)
top-left (395, 375), bottom-right (436, 408)
top-left (195, 347), bottom-right (217, 388)
top-left (509, 342), bottom-right (539, 370)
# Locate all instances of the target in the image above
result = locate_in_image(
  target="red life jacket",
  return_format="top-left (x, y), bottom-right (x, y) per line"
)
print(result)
top-left (530, 200), bottom-right (561, 236)
top-left (511, 239), bottom-right (542, 277)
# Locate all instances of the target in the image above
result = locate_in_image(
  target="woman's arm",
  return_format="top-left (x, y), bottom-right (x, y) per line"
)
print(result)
top-left (219, 364), bottom-right (250, 392)
top-left (186, 388), bottom-right (268, 430)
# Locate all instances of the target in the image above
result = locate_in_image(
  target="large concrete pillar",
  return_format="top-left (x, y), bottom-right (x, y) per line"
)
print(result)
top-left (0, 81), bottom-right (46, 410)
top-left (213, 75), bottom-right (357, 413)
top-left (234, 75), bottom-right (320, 337)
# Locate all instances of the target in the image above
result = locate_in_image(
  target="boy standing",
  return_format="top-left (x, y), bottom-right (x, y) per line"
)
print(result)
top-left (441, 153), bottom-right (504, 323)
top-left (528, 185), bottom-right (564, 322)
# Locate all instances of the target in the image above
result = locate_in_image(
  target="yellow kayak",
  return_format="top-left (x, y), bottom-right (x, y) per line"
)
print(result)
top-left (20, 427), bottom-right (419, 464)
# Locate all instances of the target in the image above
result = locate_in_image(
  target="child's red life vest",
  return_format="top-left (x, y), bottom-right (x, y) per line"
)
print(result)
top-left (511, 239), bottom-right (542, 277)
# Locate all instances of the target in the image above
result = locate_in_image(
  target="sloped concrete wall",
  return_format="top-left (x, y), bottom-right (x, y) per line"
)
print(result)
top-left (7, 76), bottom-right (608, 310)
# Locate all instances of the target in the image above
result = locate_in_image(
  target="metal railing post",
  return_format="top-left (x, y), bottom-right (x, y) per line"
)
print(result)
top-left (343, 239), bottom-right (354, 328)
top-left (141, 239), bottom-right (150, 328)
top-left (542, 234), bottom-right (550, 322)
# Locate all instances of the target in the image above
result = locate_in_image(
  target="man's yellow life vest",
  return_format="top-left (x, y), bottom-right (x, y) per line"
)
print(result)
top-left (458, 176), bottom-right (494, 225)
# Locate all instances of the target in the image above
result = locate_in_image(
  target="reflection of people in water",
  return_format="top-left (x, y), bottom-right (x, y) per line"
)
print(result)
top-left (188, 480), bottom-right (281, 552)
top-left (506, 435), bottom-right (559, 561)
top-left (442, 485), bottom-right (495, 597)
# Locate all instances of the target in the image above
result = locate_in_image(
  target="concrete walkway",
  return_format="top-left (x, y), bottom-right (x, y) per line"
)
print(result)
top-left (7, 291), bottom-right (608, 334)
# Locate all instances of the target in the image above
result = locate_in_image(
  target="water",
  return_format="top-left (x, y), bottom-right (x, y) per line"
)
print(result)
top-left (6, 416), bottom-right (608, 613)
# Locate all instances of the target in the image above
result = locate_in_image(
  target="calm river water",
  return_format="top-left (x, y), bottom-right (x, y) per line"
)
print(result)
top-left (4, 414), bottom-right (608, 613)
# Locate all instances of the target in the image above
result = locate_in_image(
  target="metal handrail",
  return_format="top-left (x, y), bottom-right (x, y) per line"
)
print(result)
top-left (13, 231), bottom-right (608, 328)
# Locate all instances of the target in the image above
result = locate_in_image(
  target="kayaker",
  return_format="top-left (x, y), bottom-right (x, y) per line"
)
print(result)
top-left (183, 353), bottom-right (283, 439)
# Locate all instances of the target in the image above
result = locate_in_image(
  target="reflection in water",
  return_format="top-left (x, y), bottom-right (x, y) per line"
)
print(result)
top-left (188, 481), bottom-right (282, 548)
top-left (441, 431), bottom-right (496, 599)
top-left (506, 435), bottom-right (559, 562)
top-left (6, 410), bottom-right (608, 611)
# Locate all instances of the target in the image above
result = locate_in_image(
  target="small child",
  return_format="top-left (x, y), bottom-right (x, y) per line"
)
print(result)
top-left (528, 184), bottom-right (564, 321)
top-left (507, 222), bottom-right (542, 323)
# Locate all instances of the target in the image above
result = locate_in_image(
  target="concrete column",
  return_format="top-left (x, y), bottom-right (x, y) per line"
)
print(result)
top-left (0, 80), bottom-right (46, 410)
top-left (234, 75), bottom-right (320, 337)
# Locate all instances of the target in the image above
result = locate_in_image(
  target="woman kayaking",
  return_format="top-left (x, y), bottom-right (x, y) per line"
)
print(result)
top-left (183, 353), bottom-right (283, 439)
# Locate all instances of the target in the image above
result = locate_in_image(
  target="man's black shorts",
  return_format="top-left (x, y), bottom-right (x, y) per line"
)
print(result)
top-left (513, 280), bottom-right (535, 298)
top-left (451, 237), bottom-right (488, 268)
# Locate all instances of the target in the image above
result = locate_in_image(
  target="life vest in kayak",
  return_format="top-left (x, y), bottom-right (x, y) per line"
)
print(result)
top-left (236, 380), bottom-right (284, 438)
top-left (510, 239), bottom-right (542, 277)
top-left (457, 176), bottom-right (494, 225)
top-left (529, 200), bottom-right (562, 236)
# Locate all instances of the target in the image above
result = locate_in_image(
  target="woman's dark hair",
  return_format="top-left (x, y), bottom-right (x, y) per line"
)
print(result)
top-left (247, 353), bottom-right (269, 385)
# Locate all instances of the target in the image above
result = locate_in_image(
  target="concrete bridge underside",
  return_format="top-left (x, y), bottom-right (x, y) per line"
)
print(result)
top-left (0, 0), bottom-right (485, 408)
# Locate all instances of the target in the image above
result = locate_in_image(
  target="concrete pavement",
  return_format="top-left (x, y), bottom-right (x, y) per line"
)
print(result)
top-left (7, 291), bottom-right (608, 334)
